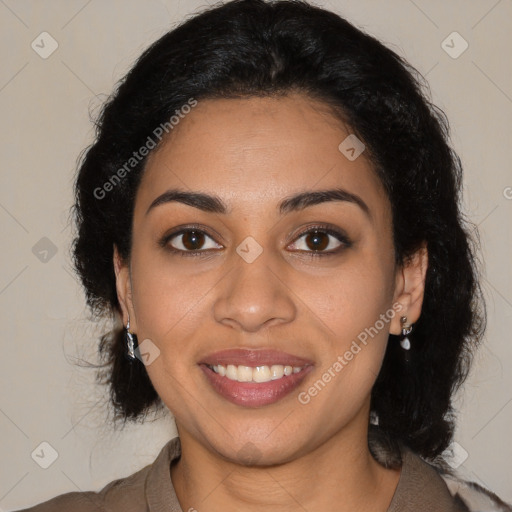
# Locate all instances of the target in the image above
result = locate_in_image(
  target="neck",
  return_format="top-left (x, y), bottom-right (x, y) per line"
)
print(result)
top-left (170, 412), bottom-right (400, 512)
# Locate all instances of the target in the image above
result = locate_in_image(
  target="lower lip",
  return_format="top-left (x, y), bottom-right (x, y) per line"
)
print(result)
top-left (200, 364), bottom-right (313, 407)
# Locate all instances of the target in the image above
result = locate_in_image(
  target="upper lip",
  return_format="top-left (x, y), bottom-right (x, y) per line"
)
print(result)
top-left (199, 348), bottom-right (314, 367)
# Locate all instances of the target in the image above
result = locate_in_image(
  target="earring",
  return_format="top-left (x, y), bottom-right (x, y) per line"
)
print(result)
top-left (125, 316), bottom-right (138, 361)
top-left (400, 316), bottom-right (413, 350)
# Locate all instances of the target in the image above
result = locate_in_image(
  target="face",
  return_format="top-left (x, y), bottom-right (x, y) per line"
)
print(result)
top-left (115, 92), bottom-right (426, 465)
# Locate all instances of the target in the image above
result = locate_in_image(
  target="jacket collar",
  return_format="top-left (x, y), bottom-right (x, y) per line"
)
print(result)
top-left (145, 436), bottom-right (464, 511)
top-left (146, 436), bottom-right (182, 511)
top-left (387, 444), bottom-right (468, 511)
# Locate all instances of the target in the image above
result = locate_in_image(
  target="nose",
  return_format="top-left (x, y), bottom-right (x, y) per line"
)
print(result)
top-left (212, 249), bottom-right (297, 333)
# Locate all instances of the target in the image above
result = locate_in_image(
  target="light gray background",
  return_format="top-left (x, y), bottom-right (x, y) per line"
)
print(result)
top-left (1, 0), bottom-right (511, 509)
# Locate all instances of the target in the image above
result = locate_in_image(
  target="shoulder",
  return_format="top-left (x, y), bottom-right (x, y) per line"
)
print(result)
top-left (368, 427), bottom-right (512, 512)
top-left (440, 473), bottom-right (512, 512)
top-left (400, 446), bottom-right (512, 512)
top-left (11, 490), bottom-right (105, 512)
top-left (12, 438), bottom-right (180, 512)
top-left (12, 465), bottom-right (151, 512)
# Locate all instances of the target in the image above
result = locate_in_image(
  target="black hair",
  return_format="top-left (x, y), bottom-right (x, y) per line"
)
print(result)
top-left (71, 0), bottom-right (485, 461)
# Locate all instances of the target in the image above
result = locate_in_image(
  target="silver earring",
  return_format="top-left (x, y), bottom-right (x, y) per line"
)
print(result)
top-left (400, 316), bottom-right (413, 350)
top-left (125, 316), bottom-right (138, 361)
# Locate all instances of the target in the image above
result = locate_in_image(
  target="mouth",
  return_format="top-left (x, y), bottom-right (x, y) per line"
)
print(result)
top-left (206, 363), bottom-right (305, 382)
top-left (198, 349), bottom-right (314, 407)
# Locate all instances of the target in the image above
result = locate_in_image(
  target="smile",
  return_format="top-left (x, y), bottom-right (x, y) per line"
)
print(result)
top-left (207, 363), bottom-right (303, 383)
top-left (199, 348), bottom-right (314, 407)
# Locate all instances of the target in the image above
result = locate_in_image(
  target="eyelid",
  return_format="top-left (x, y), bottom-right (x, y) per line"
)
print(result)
top-left (287, 224), bottom-right (352, 253)
top-left (159, 222), bottom-right (352, 256)
top-left (158, 224), bottom-right (224, 254)
top-left (159, 223), bottom-right (224, 245)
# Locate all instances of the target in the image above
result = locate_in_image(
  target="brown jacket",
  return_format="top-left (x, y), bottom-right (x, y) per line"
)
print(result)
top-left (13, 436), bottom-right (512, 512)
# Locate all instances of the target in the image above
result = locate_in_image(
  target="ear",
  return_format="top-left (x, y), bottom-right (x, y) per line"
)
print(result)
top-left (113, 244), bottom-right (138, 332)
top-left (389, 243), bottom-right (428, 335)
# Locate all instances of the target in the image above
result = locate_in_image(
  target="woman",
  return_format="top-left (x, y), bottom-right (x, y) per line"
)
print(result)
top-left (16, 0), bottom-right (512, 510)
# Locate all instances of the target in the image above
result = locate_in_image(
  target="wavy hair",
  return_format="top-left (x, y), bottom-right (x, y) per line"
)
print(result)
top-left (71, 0), bottom-right (485, 461)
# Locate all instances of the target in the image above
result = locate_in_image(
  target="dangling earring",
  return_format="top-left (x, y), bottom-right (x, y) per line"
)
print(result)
top-left (125, 316), bottom-right (138, 361)
top-left (400, 316), bottom-right (413, 350)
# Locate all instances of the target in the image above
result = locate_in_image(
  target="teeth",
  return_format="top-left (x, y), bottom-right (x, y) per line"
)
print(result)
top-left (253, 365), bottom-right (271, 382)
top-left (238, 366), bottom-right (253, 382)
top-left (270, 365), bottom-right (283, 380)
top-left (209, 364), bottom-right (303, 383)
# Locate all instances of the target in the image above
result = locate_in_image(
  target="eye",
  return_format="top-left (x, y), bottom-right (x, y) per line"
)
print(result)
top-left (162, 228), bottom-right (223, 256)
top-left (159, 224), bottom-right (351, 258)
top-left (288, 226), bottom-right (351, 256)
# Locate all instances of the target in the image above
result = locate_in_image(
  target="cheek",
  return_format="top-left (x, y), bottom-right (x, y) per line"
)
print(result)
top-left (315, 261), bottom-right (395, 340)
top-left (301, 268), bottom-right (393, 421)
top-left (307, 252), bottom-right (395, 397)
top-left (129, 250), bottom-right (212, 357)
top-left (129, 254), bottom-right (213, 415)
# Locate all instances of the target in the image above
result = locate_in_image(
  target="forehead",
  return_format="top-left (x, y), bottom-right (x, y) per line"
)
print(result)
top-left (136, 93), bottom-right (388, 218)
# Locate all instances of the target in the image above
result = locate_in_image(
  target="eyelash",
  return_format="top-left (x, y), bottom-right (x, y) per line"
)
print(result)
top-left (158, 223), bottom-right (352, 259)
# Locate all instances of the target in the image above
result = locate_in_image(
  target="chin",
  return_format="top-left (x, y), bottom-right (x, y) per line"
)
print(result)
top-left (208, 427), bottom-right (312, 467)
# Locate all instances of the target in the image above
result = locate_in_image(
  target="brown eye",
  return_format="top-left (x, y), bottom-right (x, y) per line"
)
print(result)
top-left (166, 229), bottom-right (222, 253)
top-left (304, 230), bottom-right (329, 251)
top-left (181, 230), bottom-right (205, 250)
top-left (288, 226), bottom-right (351, 256)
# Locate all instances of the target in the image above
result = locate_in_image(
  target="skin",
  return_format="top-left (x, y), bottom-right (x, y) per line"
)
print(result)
top-left (114, 92), bottom-right (428, 511)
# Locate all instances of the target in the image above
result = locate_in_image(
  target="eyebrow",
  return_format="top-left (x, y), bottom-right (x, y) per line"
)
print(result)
top-left (145, 187), bottom-right (371, 219)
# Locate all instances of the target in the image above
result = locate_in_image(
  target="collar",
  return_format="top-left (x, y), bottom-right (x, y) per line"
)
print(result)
top-left (387, 444), bottom-right (467, 511)
top-left (146, 436), bottom-right (182, 511)
top-left (144, 436), bottom-right (463, 511)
